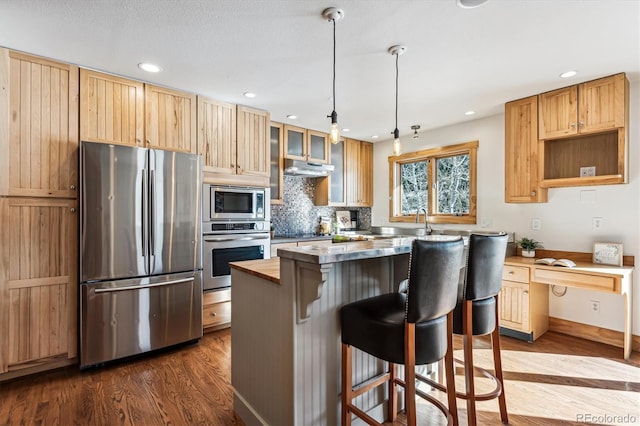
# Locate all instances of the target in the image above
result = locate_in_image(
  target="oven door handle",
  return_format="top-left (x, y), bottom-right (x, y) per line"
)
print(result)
top-left (203, 235), bottom-right (269, 243)
top-left (93, 277), bottom-right (195, 294)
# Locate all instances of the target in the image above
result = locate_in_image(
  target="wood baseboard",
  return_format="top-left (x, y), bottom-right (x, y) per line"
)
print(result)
top-left (549, 317), bottom-right (640, 352)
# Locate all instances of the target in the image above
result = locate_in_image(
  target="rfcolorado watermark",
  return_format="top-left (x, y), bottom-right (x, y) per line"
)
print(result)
top-left (576, 413), bottom-right (638, 424)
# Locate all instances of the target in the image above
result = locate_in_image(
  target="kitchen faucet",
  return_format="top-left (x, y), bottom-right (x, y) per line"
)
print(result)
top-left (416, 207), bottom-right (432, 235)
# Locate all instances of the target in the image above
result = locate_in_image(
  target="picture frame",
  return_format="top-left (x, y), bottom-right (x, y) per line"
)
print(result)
top-left (592, 242), bottom-right (623, 266)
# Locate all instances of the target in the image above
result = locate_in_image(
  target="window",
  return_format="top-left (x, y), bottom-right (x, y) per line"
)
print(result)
top-left (388, 140), bottom-right (477, 224)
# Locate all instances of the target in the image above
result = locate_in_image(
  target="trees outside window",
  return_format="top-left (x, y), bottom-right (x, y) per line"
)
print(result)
top-left (389, 140), bottom-right (477, 225)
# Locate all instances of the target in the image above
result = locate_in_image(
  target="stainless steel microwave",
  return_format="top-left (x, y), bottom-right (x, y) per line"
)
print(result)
top-left (203, 185), bottom-right (269, 221)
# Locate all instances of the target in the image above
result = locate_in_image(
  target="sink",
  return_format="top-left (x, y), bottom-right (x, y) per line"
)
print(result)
top-left (369, 226), bottom-right (514, 242)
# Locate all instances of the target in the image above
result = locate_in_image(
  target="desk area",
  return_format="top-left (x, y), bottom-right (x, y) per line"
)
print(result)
top-left (503, 256), bottom-right (634, 360)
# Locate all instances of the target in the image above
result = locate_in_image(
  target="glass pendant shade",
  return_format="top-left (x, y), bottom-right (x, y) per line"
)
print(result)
top-left (329, 110), bottom-right (340, 144)
top-left (392, 128), bottom-right (401, 155)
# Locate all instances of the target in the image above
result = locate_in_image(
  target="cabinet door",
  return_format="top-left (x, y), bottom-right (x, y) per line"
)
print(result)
top-left (237, 105), bottom-right (270, 179)
top-left (284, 125), bottom-right (307, 161)
top-left (499, 280), bottom-right (530, 333)
top-left (345, 139), bottom-right (360, 206)
top-left (145, 84), bottom-right (197, 153)
top-left (0, 49), bottom-right (79, 198)
top-left (197, 96), bottom-right (237, 176)
top-left (358, 141), bottom-right (373, 207)
top-left (538, 85), bottom-right (578, 139)
top-left (307, 130), bottom-right (329, 164)
top-left (80, 69), bottom-right (144, 147)
top-left (504, 96), bottom-right (546, 203)
top-left (329, 138), bottom-right (346, 205)
top-left (579, 73), bottom-right (626, 134)
top-left (269, 122), bottom-right (284, 204)
top-left (0, 198), bottom-right (77, 372)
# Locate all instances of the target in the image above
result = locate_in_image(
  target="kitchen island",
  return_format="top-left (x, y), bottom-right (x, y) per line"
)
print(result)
top-left (229, 236), bottom-right (460, 426)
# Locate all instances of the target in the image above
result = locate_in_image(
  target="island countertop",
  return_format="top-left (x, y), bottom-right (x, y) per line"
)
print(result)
top-left (276, 235), bottom-right (462, 264)
top-left (229, 257), bottom-right (280, 284)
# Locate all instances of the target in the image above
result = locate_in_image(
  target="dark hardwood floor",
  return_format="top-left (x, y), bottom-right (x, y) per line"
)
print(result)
top-left (0, 329), bottom-right (637, 425)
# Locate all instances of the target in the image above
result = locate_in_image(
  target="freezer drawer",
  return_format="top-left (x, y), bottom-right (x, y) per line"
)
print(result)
top-left (80, 271), bottom-right (203, 368)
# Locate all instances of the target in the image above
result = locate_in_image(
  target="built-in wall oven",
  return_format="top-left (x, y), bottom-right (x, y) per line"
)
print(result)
top-left (202, 185), bottom-right (270, 291)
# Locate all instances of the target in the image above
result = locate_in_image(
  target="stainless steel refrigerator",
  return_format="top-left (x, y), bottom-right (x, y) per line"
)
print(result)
top-left (79, 141), bottom-right (203, 368)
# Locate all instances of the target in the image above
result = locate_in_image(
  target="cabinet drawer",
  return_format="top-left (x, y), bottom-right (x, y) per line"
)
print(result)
top-left (203, 288), bottom-right (231, 305)
top-left (502, 265), bottom-right (529, 283)
top-left (533, 268), bottom-right (616, 292)
top-left (203, 301), bottom-right (231, 328)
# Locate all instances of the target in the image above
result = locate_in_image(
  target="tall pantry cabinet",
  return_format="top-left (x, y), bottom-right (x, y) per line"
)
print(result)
top-left (0, 48), bottom-right (79, 378)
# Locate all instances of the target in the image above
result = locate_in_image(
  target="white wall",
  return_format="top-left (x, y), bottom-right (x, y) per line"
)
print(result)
top-left (371, 80), bottom-right (640, 336)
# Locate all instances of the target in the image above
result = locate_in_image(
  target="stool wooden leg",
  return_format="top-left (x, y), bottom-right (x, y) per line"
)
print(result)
top-left (492, 297), bottom-right (508, 424)
top-left (405, 322), bottom-right (417, 426)
top-left (341, 343), bottom-right (353, 426)
top-left (389, 362), bottom-right (397, 422)
top-left (446, 312), bottom-right (459, 426)
top-left (463, 301), bottom-right (478, 425)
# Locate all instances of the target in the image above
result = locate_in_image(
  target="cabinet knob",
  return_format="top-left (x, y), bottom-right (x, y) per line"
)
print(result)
top-left (70, 184), bottom-right (76, 190)
top-left (508, 271), bottom-right (514, 275)
top-left (523, 291), bottom-right (529, 295)
top-left (570, 122), bottom-right (576, 128)
top-left (579, 121), bottom-right (585, 127)
top-left (210, 312), bottom-right (217, 317)
top-left (136, 138), bottom-right (142, 145)
top-left (146, 139), bottom-right (151, 145)
top-left (530, 191), bottom-right (536, 196)
top-left (70, 208), bottom-right (76, 213)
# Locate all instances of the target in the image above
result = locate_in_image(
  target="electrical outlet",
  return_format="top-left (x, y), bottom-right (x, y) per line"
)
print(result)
top-left (590, 300), bottom-right (600, 314)
top-left (592, 217), bottom-right (603, 230)
top-left (480, 218), bottom-right (491, 228)
top-left (580, 166), bottom-right (596, 177)
top-left (531, 218), bottom-right (541, 230)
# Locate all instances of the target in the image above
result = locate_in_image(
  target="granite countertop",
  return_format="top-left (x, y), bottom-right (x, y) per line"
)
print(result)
top-left (277, 235), bottom-right (462, 265)
top-left (271, 234), bottom-right (334, 244)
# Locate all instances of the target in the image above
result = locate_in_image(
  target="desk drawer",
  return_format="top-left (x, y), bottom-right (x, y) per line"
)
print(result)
top-left (502, 265), bottom-right (530, 283)
top-left (533, 268), bottom-right (616, 292)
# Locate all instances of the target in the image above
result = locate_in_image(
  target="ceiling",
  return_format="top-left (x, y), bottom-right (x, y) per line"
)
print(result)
top-left (1, 0), bottom-right (639, 143)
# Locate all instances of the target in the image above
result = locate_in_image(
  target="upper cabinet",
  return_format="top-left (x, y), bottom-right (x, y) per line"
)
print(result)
top-left (346, 139), bottom-right (373, 207)
top-left (539, 73), bottom-right (626, 139)
top-left (198, 96), bottom-right (237, 176)
top-left (269, 122), bottom-right (284, 204)
top-left (315, 137), bottom-right (346, 206)
top-left (0, 49), bottom-right (79, 198)
top-left (80, 69), bottom-right (197, 153)
top-left (198, 102), bottom-right (269, 187)
top-left (504, 96), bottom-right (547, 203)
top-left (505, 73), bottom-right (629, 199)
top-left (284, 125), bottom-right (329, 164)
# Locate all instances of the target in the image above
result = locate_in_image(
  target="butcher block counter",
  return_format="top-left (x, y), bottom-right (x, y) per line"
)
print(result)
top-left (229, 236), bottom-right (460, 426)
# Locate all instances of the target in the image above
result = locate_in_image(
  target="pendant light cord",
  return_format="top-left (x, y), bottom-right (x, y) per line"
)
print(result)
top-left (332, 18), bottom-right (336, 113)
top-left (394, 52), bottom-right (398, 131)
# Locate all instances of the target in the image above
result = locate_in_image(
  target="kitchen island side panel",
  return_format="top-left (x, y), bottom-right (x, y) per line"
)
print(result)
top-left (231, 253), bottom-right (410, 426)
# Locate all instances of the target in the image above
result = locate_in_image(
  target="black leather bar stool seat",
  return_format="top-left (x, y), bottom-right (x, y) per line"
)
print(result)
top-left (340, 237), bottom-right (464, 426)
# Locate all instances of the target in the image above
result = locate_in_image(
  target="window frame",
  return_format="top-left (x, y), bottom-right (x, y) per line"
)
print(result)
top-left (388, 140), bottom-right (478, 225)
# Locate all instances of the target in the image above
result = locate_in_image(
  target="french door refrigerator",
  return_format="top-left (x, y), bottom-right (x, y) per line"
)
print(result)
top-left (79, 141), bottom-right (203, 368)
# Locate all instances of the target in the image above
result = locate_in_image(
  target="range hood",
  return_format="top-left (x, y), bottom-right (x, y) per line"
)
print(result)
top-left (283, 158), bottom-right (334, 177)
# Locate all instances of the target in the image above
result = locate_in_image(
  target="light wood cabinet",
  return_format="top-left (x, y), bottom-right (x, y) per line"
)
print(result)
top-left (345, 139), bottom-right (373, 207)
top-left (236, 106), bottom-right (270, 183)
top-left (269, 122), bottom-right (284, 204)
top-left (504, 96), bottom-right (547, 203)
top-left (499, 263), bottom-right (548, 342)
top-left (80, 68), bottom-right (144, 147)
top-left (80, 69), bottom-right (196, 153)
top-left (203, 289), bottom-right (231, 332)
top-left (284, 125), bottom-right (329, 164)
top-left (145, 83), bottom-right (197, 153)
top-left (0, 49), bottom-right (79, 198)
top-left (0, 197), bottom-right (78, 374)
top-left (198, 96), bottom-right (237, 177)
top-left (538, 73), bottom-right (627, 139)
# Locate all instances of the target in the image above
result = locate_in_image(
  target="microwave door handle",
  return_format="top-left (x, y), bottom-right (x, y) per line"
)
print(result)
top-left (203, 235), bottom-right (269, 243)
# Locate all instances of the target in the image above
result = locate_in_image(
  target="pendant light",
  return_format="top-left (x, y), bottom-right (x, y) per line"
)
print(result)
top-left (322, 7), bottom-right (344, 144)
top-left (389, 45), bottom-right (406, 155)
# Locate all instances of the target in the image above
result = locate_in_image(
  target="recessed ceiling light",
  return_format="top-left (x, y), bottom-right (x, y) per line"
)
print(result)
top-left (342, 128), bottom-right (350, 132)
top-left (243, 92), bottom-right (256, 98)
top-left (560, 70), bottom-right (577, 78)
top-left (286, 115), bottom-right (297, 119)
top-left (371, 135), bottom-right (379, 139)
top-left (138, 62), bottom-right (162, 73)
top-left (465, 110), bottom-right (476, 116)
top-left (457, 0), bottom-right (488, 9)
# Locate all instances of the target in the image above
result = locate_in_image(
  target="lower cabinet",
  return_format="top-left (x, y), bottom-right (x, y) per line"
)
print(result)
top-left (499, 263), bottom-right (548, 342)
top-left (0, 197), bottom-right (78, 378)
top-left (203, 288), bottom-right (231, 332)
top-left (270, 239), bottom-right (333, 257)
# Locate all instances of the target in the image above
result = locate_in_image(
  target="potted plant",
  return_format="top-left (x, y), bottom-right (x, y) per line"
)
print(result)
top-left (270, 223), bottom-right (275, 239)
top-left (516, 237), bottom-right (543, 258)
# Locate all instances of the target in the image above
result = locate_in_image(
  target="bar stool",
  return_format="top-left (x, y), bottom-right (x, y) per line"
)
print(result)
top-left (340, 237), bottom-right (464, 426)
top-left (453, 233), bottom-right (509, 425)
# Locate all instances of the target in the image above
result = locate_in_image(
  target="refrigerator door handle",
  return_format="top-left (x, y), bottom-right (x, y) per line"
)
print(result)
top-left (150, 169), bottom-right (156, 256)
top-left (141, 171), bottom-right (147, 258)
top-left (93, 277), bottom-right (195, 294)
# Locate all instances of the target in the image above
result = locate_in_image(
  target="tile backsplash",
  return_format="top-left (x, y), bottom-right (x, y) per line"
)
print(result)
top-left (270, 176), bottom-right (371, 235)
